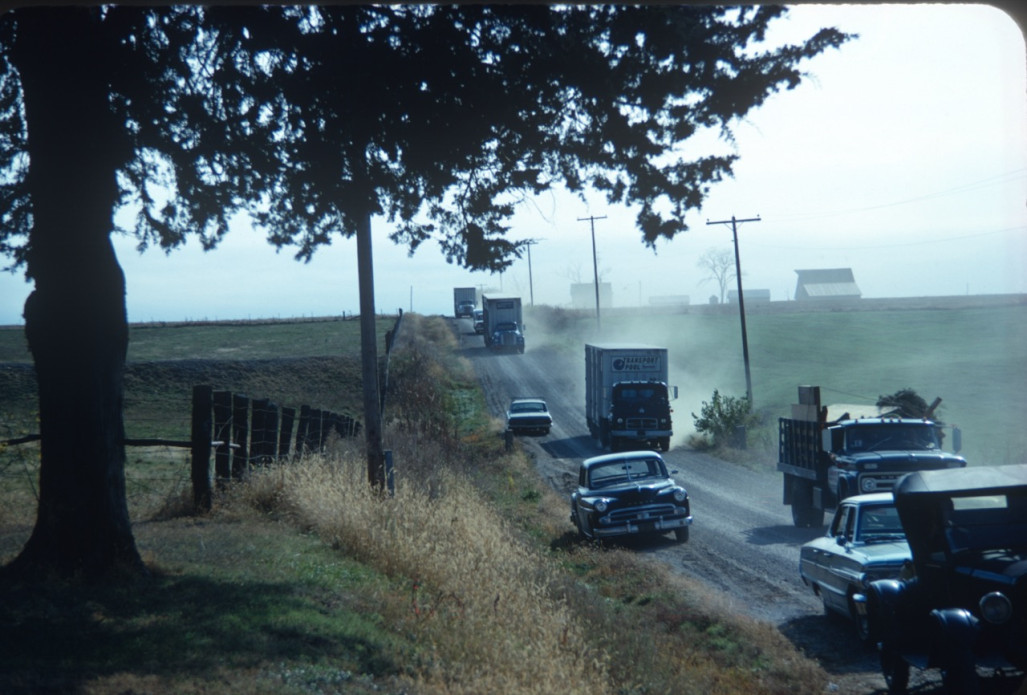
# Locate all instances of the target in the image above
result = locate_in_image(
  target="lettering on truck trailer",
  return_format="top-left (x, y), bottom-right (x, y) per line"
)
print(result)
top-left (612, 355), bottom-right (662, 371)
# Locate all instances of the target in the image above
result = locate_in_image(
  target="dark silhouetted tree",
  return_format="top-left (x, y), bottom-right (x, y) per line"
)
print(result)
top-left (0, 5), bottom-right (849, 579)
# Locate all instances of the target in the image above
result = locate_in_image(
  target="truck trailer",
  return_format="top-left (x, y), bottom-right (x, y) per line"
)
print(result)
top-left (779, 385), bottom-right (966, 527)
top-left (482, 295), bottom-right (524, 353)
top-left (585, 343), bottom-right (675, 452)
top-left (453, 287), bottom-right (478, 318)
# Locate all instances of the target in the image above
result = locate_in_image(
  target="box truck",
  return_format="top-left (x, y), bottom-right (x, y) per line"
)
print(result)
top-left (453, 287), bottom-right (477, 318)
top-left (585, 343), bottom-right (675, 451)
top-left (482, 295), bottom-right (524, 353)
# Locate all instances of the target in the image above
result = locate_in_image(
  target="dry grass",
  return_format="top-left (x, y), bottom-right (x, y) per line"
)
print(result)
top-left (240, 451), bottom-right (610, 695)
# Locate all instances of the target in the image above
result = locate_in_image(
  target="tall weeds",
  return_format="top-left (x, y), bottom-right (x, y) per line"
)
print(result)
top-left (241, 452), bottom-right (608, 695)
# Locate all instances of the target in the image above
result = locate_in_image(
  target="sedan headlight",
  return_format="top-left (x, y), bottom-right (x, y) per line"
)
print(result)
top-left (673, 489), bottom-right (687, 503)
top-left (979, 592), bottom-right (1013, 624)
top-left (861, 478), bottom-right (878, 492)
top-left (594, 500), bottom-right (608, 513)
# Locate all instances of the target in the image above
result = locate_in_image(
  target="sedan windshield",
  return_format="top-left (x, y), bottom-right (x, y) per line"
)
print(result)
top-left (856, 504), bottom-right (904, 542)
top-left (589, 457), bottom-right (667, 488)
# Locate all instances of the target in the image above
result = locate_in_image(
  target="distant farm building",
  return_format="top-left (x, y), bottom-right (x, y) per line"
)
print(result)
top-left (794, 268), bottom-right (862, 301)
top-left (727, 289), bottom-right (771, 304)
top-left (570, 282), bottom-right (612, 309)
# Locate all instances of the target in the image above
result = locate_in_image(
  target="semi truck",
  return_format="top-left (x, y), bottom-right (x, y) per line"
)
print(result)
top-left (585, 343), bottom-right (676, 452)
top-left (453, 287), bottom-right (478, 318)
top-left (779, 385), bottom-right (966, 527)
top-left (482, 295), bottom-right (524, 353)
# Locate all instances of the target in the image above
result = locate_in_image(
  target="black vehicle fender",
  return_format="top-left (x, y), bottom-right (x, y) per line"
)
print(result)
top-left (866, 579), bottom-right (907, 645)
top-left (928, 607), bottom-right (980, 665)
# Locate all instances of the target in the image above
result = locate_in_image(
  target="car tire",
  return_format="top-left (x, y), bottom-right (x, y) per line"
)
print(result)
top-left (849, 594), bottom-right (872, 645)
top-left (673, 526), bottom-right (689, 543)
top-left (880, 646), bottom-right (909, 695)
top-left (571, 505), bottom-right (586, 540)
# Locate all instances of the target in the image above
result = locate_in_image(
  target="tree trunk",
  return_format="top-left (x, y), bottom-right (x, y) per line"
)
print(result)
top-left (3, 7), bottom-right (144, 579)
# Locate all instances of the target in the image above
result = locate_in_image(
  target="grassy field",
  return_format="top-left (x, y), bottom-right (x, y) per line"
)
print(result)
top-left (525, 300), bottom-right (1027, 466)
top-left (3, 300), bottom-right (1023, 460)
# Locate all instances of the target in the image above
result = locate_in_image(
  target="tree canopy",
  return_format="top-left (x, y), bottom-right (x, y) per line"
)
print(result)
top-left (0, 4), bottom-right (850, 579)
top-left (3, 4), bottom-right (851, 272)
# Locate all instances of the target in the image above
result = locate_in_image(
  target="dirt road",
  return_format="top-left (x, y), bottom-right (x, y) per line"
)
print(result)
top-left (456, 321), bottom-right (947, 695)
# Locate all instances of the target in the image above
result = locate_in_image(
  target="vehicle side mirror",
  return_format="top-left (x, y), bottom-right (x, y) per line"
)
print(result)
top-left (951, 426), bottom-right (962, 453)
top-left (836, 535), bottom-right (848, 547)
top-left (672, 385), bottom-right (679, 400)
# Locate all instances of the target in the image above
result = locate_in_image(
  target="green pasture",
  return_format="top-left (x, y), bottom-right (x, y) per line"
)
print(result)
top-left (564, 303), bottom-right (1027, 466)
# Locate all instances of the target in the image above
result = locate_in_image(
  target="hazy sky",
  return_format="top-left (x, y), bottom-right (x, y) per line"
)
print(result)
top-left (1, 3), bottom-right (1025, 324)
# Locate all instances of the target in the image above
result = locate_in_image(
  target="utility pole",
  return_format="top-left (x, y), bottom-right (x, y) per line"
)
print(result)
top-left (525, 239), bottom-right (538, 307)
top-left (706, 215), bottom-right (760, 404)
top-left (578, 214), bottom-right (606, 331)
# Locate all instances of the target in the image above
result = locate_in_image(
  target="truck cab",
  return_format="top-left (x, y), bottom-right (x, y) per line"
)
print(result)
top-left (824, 418), bottom-right (966, 501)
top-left (608, 381), bottom-right (673, 452)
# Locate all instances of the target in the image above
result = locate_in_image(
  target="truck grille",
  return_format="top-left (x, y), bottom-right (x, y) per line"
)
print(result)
top-left (626, 417), bottom-right (658, 429)
top-left (857, 472), bottom-right (902, 493)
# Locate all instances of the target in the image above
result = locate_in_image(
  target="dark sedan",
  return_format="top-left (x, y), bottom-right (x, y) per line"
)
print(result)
top-left (570, 451), bottom-right (691, 543)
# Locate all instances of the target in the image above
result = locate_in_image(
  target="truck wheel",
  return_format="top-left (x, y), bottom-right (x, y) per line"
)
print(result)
top-left (790, 480), bottom-right (824, 528)
top-left (659, 437), bottom-right (670, 452)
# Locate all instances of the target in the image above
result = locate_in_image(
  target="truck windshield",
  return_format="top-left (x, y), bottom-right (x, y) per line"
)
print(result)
top-left (846, 424), bottom-right (940, 452)
top-left (614, 385), bottom-right (666, 402)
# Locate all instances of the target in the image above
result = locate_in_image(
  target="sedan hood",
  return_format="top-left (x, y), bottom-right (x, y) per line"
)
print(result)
top-left (845, 539), bottom-right (911, 566)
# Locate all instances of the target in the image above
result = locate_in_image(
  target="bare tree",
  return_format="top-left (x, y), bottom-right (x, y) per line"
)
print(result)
top-left (697, 248), bottom-right (736, 304)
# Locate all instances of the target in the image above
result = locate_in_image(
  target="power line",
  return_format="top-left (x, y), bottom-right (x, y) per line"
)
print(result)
top-left (770, 168), bottom-right (1027, 223)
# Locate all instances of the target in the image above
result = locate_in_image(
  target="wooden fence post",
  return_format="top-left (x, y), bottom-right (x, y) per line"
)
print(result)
top-left (310, 408), bottom-right (325, 452)
top-left (279, 406), bottom-right (295, 460)
top-left (191, 384), bottom-right (213, 512)
top-left (232, 393), bottom-right (249, 480)
top-left (297, 405), bottom-right (312, 456)
top-left (213, 390), bottom-right (233, 486)
top-left (250, 398), bottom-right (277, 466)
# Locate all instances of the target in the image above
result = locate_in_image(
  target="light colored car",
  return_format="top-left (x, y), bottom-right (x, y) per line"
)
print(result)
top-left (505, 397), bottom-right (552, 435)
top-left (799, 492), bottom-right (909, 643)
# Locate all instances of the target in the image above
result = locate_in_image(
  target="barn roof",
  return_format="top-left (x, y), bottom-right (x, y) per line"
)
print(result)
top-left (794, 268), bottom-right (861, 300)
